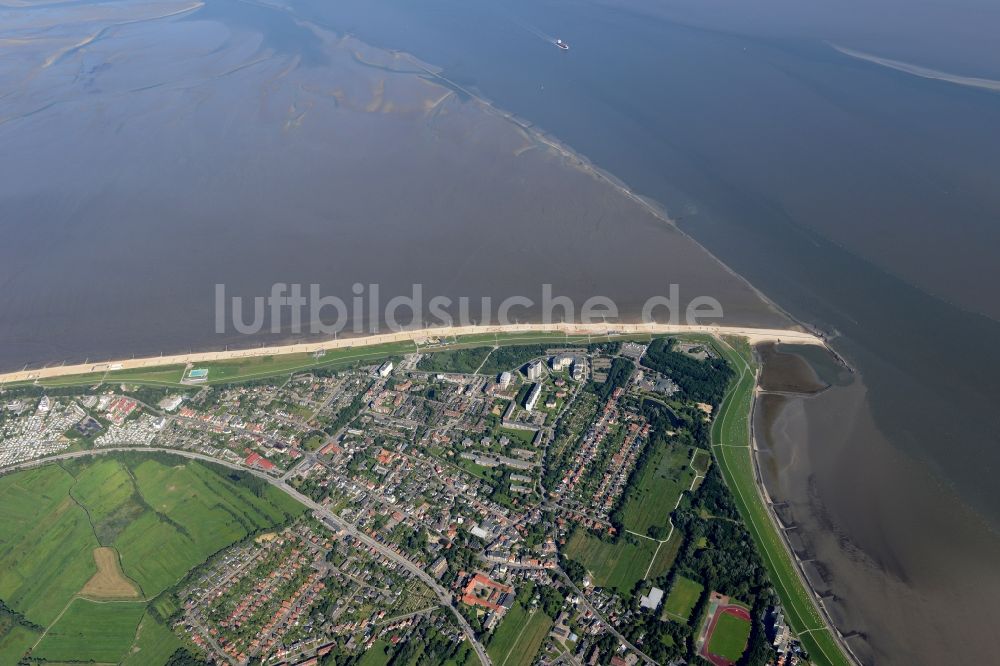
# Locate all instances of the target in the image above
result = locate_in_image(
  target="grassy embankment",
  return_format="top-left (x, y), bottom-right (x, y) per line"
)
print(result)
top-left (711, 337), bottom-right (852, 666)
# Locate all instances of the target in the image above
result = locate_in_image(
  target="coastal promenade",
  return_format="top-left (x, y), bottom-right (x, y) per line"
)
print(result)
top-left (0, 322), bottom-right (823, 384)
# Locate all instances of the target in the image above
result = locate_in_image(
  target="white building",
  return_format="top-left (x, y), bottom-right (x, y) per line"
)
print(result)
top-left (639, 587), bottom-right (664, 611)
top-left (525, 383), bottom-right (542, 412)
top-left (526, 361), bottom-right (544, 381)
top-left (378, 361), bottom-right (394, 377)
top-left (551, 355), bottom-right (573, 371)
top-left (498, 371), bottom-right (512, 389)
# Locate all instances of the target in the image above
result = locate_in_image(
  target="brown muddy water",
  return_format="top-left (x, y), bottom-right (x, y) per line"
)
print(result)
top-left (0, 0), bottom-right (785, 370)
top-left (755, 345), bottom-right (1000, 664)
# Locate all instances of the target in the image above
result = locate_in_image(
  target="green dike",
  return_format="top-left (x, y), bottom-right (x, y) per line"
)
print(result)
top-left (3, 330), bottom-right (664, 390)
top-left (711, 337), bottom-right (852, 666)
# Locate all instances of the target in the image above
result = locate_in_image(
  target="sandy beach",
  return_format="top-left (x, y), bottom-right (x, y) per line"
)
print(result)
top-left (0, 322), bottom-right (822, 385)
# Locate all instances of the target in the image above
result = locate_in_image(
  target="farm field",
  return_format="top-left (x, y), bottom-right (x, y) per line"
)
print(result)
top-left (619, 442), bottom-right (695, 536)
top-left (563, 529), bottom-right (657, 594)
top-left (488, 603), bottom-right (553, 666)
top-left (33, 598), bottom-right (145, 663)
top-left (662, 576), bottom-right (703, 622)
top-left (122, 612), bottom-right (182, 665)
top-left (79, 547), bottom-right (141, 599)
top-left (0, 454), bottom-right (305, 664)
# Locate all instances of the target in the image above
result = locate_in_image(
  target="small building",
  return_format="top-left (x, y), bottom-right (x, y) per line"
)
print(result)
top-left (639, 587), bottom-right (664, 611)
top-left (378, 361), bottom-right (394, 378)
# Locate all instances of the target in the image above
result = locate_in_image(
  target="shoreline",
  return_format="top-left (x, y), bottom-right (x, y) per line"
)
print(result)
top-left (0, 322), bottom-right (823, 385)
top-left (748, 353), bottom-right (861, 666)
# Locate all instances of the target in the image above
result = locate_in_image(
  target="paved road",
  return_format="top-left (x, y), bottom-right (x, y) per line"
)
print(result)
top-left (3, 446), bottom-right (493, 666)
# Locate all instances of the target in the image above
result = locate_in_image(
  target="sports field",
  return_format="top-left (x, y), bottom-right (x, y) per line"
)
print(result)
top-left (662, 575), bottom-right (703, 623)
top-left (0, 454), bottom-right (305, 664)
top-left (703, 607), bottom-right (751, 664)
top-left (563, 529), bottom-right (657, 593)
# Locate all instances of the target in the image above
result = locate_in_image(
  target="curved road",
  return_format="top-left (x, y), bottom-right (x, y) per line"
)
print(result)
top-left (3, 446), bottom-right (492, 666)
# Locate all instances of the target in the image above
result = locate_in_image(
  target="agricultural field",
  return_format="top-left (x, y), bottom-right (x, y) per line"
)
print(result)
top-left (488, 603), bottom-right (553, 666)
top-left (619, 442), bottom-right (696, 537)
top-left (662, 576), bottom-right (703, 623)
top-left (33, 598), bottom-right (145, 663)
top-left (0, 454), bottom-right (305, 664)
top-left (563, 529), bottom-right (657, 594)
top-left (122, 612), bottom-right (182, 665)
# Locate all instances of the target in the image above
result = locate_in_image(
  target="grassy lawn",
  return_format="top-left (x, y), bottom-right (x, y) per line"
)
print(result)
top-left (488, 605), bottom-right (553, 666)
top-left (34, 598), bottom-right (146, 663)
top-left (358, 639), bottom-right (393, 666)
top-left (711, 337), bottom-right (852, 666)
top-left (706, 612), bottom-right (751, 661)
top-left (662, 576), bottom-right (703, 623)
top-left (619, 442), bottom-right (694, 536)
top-left (563, 529), bottom-right (657, 594)
top-left (691, 448), bottom-right (712, 475)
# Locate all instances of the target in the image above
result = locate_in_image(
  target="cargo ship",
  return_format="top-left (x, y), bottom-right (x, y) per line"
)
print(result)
top-left (555, 39), bottom-right (569, 51)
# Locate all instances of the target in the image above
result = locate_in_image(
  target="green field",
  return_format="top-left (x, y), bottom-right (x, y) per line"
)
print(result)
top-left (662, 576), bottom-right (703, 623)
top-left (488, 604), bottom-right (553, 666)
top-left (563, 529), bottom-right (657, 593)
top-left (620, 443), bottom-right (694, 536)
top-left (116, 458), bottom-right (305, 595)
top-left (691, 449), bottom-right (712, 475)
top-left (0, 465), bottom-right (100, 625)
top-left (0, 623), bottom-right (40, 665)
top-left (646, 531), bottom-right (683, 579)
top-left (711, 338), bottom-right (852, 666)
top-left (0, 454), bottom-right (306, 664)
top-left (122, 611), bottom-right (182, 665)
top-left (34, 598), bottom-right (146, 662)
top-left (706, 612), bottom-right (751, 661)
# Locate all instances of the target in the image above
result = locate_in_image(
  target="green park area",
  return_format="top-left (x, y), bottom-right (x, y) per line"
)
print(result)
top-left (0, 454), bottom-right (305, 664)
top-left (619, 442), bottom-right (695, 537)
top-left (662, 575), bottom-right (703, 623)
